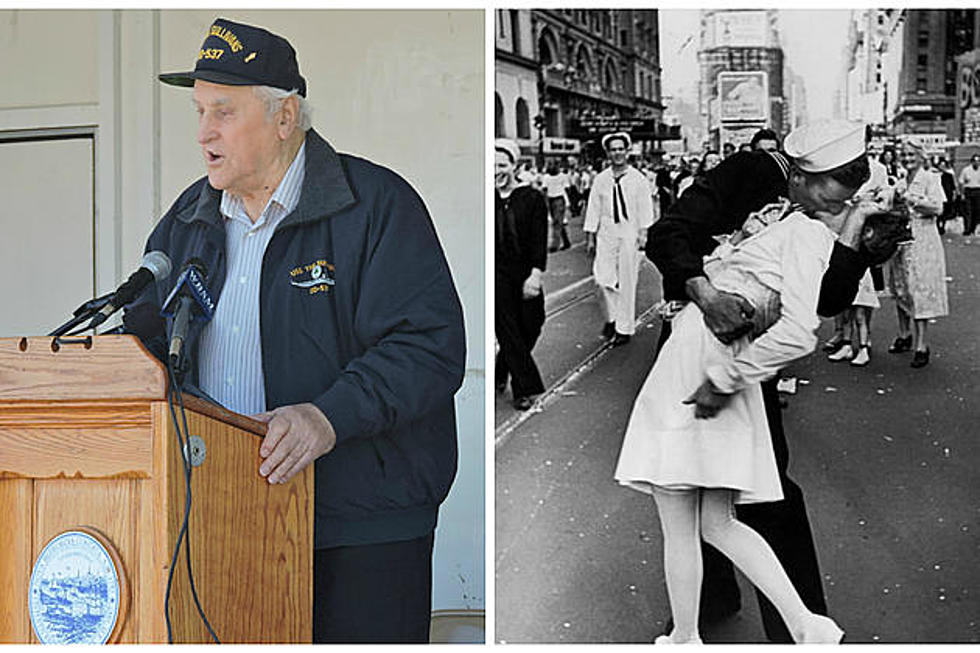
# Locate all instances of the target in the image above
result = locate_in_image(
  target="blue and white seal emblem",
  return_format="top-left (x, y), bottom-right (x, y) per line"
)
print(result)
top-left (29, 530), bottom-right (123, 644)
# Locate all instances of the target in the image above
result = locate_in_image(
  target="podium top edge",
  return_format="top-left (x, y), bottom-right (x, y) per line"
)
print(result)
top-left (0, 334), bottom-right (167, 401)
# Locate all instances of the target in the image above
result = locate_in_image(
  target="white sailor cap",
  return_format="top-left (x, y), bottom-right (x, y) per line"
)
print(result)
top-left (494, 138), bottom-right (521, 164)
top-left (783, 120), bottom-right (866, 173)
top-left (602, 131), bottom-right (632, 150)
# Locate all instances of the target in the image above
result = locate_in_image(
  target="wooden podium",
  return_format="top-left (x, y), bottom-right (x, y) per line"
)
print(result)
top-left (0, 335), bottom-right (312, 643)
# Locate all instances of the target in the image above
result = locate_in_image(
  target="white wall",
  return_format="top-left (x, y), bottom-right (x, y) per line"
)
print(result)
top-left (0, 8), bottom-right (484, 615)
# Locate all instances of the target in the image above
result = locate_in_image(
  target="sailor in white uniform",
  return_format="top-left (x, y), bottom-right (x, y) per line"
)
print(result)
top-left (584, 132), bottom-right (655, 345)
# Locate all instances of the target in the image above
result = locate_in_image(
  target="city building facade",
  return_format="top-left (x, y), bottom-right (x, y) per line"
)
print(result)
top-left (840, 9), bottom-right (980, 163)
top-left (495, 9), bottom-right (676, 165)
top-left (495, 9), bottom-right (539, 157)
top-left (698, 9), bottom-right (785, 149)
top-left (891, 9), bottom-right (977, 148)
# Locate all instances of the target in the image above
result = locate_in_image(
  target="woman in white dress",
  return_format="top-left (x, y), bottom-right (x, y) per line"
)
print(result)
top-left (886, 140), bottom-right (948, 368)
top-left (614, 198), bottom-right (882, 644)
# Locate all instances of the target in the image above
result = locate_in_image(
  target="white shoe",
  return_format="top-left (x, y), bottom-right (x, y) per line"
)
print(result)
top-left (850, 346), bottom-right (870, 367)
top-left (827, 343), bottom-right (853, 362)
top-left (797, 614), bottom-right (844, 644)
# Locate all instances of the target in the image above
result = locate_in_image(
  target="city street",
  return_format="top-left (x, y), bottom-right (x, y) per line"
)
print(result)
top-left (494, 220), bottom-right (980, 643)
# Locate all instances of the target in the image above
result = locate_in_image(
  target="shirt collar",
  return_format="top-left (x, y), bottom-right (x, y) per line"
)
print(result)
top-left (219, 140), bottom-right (307, 228)
top-left (182, 130), bottom-right (355, 227)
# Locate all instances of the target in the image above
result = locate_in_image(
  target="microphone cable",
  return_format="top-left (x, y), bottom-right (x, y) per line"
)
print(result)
top-left (163, 360), bottom-right (221, 644)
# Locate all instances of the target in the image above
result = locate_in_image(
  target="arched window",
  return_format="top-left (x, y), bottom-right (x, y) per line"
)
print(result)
top-left (538, 29), bottom-right (556, 65)
top-left (575, 45), bottom-right (593, 82)
top-left (604, 59), bottom-right (619, 92)
top-left (516, 98), bottom-right (531, 139)
top-left (495, 93), bottom-right (505, 138)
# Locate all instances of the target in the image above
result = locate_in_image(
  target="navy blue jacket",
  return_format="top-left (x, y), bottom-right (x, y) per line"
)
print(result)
top-left (125, 129), bottom-right (466, 548)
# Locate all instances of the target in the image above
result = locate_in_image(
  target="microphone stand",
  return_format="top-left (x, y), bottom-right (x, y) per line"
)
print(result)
top-left (48, 293), bottom-right (114, 337)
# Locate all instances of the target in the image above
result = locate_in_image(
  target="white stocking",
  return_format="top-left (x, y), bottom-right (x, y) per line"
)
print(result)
top-left (652, 488), bottom-right (702, 643)
top-left (699, 488), bottom-right (810, 639)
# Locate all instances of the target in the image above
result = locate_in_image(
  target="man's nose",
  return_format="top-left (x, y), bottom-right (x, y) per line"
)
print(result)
top-left (197, 115), bottom-right (216, 144)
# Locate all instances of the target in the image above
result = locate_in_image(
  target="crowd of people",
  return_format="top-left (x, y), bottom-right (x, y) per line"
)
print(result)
top-left (494, 127), bottom-right (807, 411)
top-left (495, 123), bottom-right (968, 413)
top-left (822, 139), bottom-right (958, 369)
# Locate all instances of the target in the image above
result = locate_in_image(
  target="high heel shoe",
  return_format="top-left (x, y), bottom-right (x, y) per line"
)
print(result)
top-left (887, 335), bottom-right (912, 353)
top-left (910, 348), bottom-right (930, 368)
top-left (797, 614), bottom-right (844, 644)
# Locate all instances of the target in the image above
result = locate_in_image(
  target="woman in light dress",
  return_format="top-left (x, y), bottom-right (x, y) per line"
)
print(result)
top-left (614, 197), bottom-right (877, 644)
top-left (886, 141), bottom-right (948, 368)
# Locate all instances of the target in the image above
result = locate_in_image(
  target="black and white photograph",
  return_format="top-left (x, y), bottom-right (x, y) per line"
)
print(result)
top-left (495, 8), bottom-right (980, 644)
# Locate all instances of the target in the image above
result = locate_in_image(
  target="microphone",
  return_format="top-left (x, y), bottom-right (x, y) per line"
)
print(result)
top-left (88, 251), bottom-right (172, 330)
top-left (161, 258), bottom-right (216, 373)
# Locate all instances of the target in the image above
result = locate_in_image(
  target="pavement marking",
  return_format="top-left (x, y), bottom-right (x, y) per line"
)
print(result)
top-left (545, 285), bottom-right (595, 319)
top-left (494, 302), bottom-right (660, 449)
top-left (547, 275), bottom-right (594, 304)
top-left (545, 257), bottom-right (659, 317)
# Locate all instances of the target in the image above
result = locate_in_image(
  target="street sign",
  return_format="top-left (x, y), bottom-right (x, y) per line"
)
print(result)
top-left (543, 137), bottom-right (581, 155)
top-left (568, 117), bottom-right (679, 140)
top-left (904, 133), bottom-right (951, 152)
top-left (570, 117), bottom-right (657, 135)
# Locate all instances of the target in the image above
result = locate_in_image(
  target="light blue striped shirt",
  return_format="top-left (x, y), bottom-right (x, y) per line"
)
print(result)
top-left (198, 141), bottom-right (306, 415)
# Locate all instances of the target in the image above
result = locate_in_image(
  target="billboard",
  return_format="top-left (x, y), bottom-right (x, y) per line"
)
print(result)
top-left (956, 50), bottom-right (980, 145)
top-left (720, 125), bottom-right (766, 148)
top-left (709, 10), bottom-right (770, 48)
top-left (718, 71), bottom-right (769, 122)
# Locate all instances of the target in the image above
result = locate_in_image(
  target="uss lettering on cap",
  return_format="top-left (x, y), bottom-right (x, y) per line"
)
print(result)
top-left (159, 18), bottom-right (307, 97)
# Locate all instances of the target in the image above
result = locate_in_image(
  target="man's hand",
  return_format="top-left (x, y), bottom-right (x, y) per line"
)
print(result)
top-left (522, 268), bottom-right (543, 299)
top-left (686, 276), bottom-right (754, 344)
top-left (682, 379), bottom-right (733, 419)
top-left (585, 232), bottom-right (596, 256)
top-left (253, 403), bottom-right (337, 484)
top-left (835, 200), bottom-right (879, 250)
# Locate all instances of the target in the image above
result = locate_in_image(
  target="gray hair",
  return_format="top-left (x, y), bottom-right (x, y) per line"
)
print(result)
top-left (252, 85), bottom-right (313, 132)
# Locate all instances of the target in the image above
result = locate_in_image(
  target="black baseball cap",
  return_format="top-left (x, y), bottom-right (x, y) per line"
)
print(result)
top-left (159, 18), bottom-right (307, 97)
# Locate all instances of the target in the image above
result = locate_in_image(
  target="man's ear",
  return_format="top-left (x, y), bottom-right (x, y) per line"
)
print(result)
top-left (787, 167), bottom-right (806, 191)
top-left (277, 95), bottom-right (300, 139)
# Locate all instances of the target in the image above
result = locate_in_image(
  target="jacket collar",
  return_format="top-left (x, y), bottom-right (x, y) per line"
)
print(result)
top-left (180, 128), bottom-right (356, 227)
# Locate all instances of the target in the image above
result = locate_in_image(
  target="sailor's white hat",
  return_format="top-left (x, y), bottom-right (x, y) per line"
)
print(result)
top-left (784, 120), bottom-right (866, 173)
top-left (494, 138), bottom-right (521, 164)
top-left (602, 131), bottom-right (632, 150)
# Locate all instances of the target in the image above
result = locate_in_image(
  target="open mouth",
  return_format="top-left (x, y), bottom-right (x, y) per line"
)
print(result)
top-left (205, 149), bottom-right (224, 165)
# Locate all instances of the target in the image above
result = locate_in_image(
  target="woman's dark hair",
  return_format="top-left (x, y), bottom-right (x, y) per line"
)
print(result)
top-left (860, 208), bottom-right (913, 265)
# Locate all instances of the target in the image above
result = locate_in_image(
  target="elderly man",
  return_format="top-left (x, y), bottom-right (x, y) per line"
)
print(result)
top-left (124, 18), bottom-right (465, 643)
top-left (647, 120), bottom-right (877, 642)
top-left (584, 132), bottom-right (655, 346)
